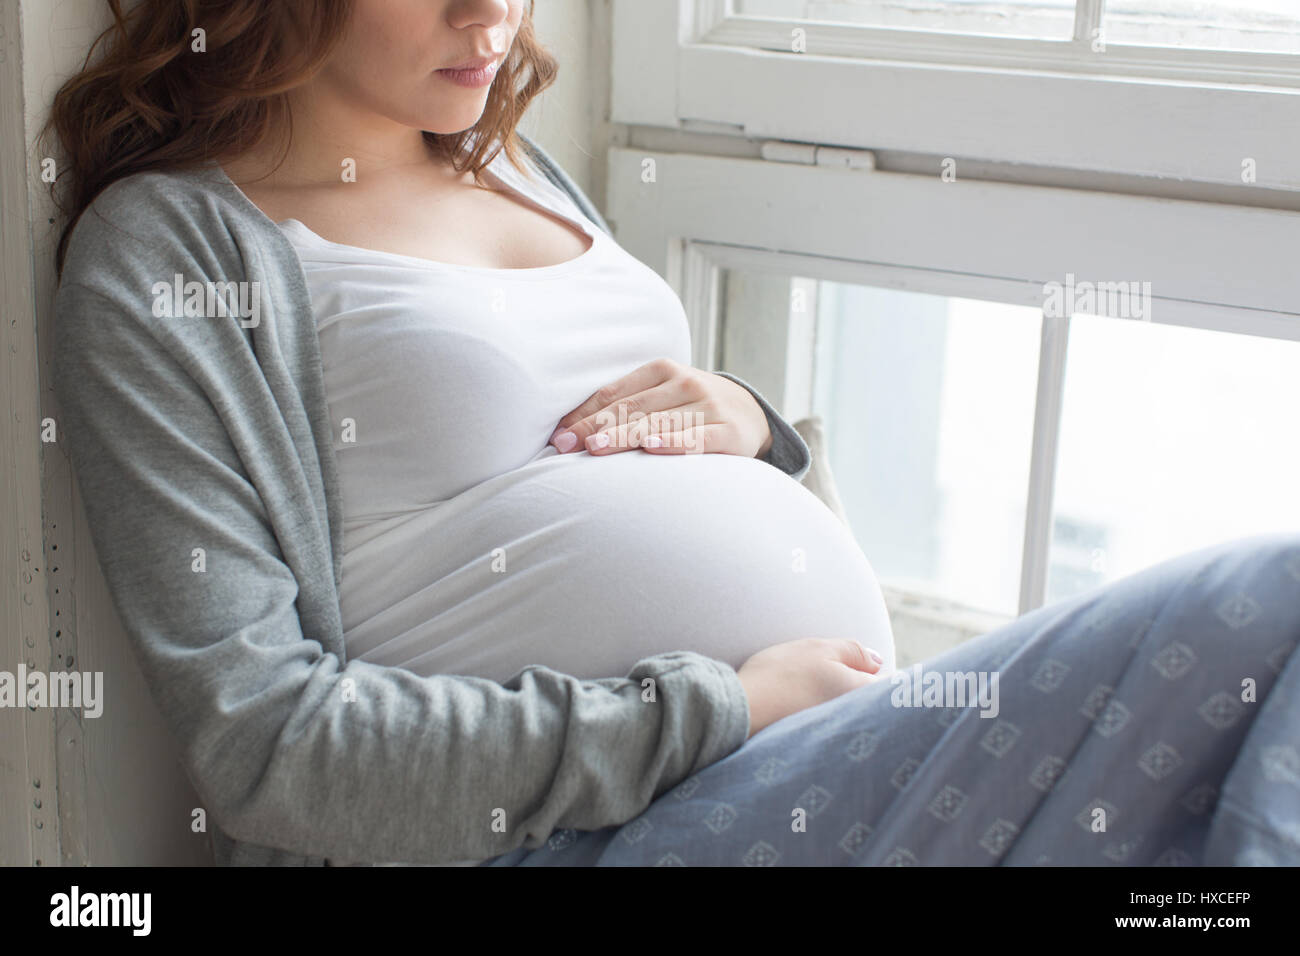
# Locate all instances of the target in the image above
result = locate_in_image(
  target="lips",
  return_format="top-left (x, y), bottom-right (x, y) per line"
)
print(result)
top-left (441, 54), bottom-right (499, 72)
top-left (435, 54), bottom-right (502, 88)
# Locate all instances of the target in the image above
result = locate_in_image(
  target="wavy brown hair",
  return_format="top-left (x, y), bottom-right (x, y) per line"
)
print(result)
top-left (41, 0), bottom-right (557, 278)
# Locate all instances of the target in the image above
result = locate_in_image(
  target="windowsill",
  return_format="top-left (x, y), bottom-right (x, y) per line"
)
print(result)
top-left (880, 583), bottom-right (1015, 668)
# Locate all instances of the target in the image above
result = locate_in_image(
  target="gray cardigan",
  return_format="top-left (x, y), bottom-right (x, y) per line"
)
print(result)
top-left (51, 133), bottom-right (812, 866)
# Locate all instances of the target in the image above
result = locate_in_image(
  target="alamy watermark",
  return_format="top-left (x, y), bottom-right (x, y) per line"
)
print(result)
top-left (151, 273), bottom-right (262, 328)
top-left (890, 664), bottom-right (1000, 718)
top-left (1043, 272), bottom-right (1153, 321)
top-left (50, 886), bottom-right (150, 935)
top-left (589, 405), bottom-right (706, 451)
top-left (0, 665), bottom-right (103, 718)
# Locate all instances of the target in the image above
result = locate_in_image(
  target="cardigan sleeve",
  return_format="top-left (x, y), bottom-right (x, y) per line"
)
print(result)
top-left (52, 276), bottom-right (751, 865)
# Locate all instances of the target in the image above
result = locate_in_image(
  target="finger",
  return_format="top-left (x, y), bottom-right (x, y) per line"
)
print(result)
top-left (584, 409), bottom-right (694, 455)
top-left (635, 423), bottom-right (725, 456)
top-left (552, 358), bottom-right (679, 434)
top-left (557, 381), bottom-right (699, 453)
top-left (834, 640), bottom-right (885, 675)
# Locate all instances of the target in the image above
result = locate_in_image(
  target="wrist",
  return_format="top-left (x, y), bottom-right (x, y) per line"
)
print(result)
top-left (735, 670), bottom-right (766, 739)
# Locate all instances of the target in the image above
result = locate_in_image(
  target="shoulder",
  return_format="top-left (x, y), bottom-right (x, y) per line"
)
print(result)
top-left (68, 163), bottom-right (241, 243)
top-left (59, 163), bottom-right (262, 300)
top-left (53, 163), bottom-right (285, 384)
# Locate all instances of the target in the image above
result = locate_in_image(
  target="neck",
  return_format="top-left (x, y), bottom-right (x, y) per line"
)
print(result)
top-left (218, 86), bottom-right (463, 188)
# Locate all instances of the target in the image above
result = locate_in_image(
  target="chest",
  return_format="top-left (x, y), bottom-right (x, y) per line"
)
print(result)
top-left (242, 167), bottom-right (594, 270)
top-left (289, 240), bottom-right (695, 514)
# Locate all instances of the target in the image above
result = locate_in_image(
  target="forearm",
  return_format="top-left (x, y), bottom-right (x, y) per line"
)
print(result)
top-left (184, 635), bottom-right (749, 863)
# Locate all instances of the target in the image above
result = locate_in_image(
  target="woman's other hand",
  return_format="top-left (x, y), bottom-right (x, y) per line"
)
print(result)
top-left (736, 639), bottom-right (886, 739)
top-left (549, 358), bottom-right (773, 459)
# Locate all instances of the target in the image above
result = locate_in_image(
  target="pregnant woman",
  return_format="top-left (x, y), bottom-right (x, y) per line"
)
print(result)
top-left (272, 124), bottom-right (894, 686)
top-left (46, 0), bottom-right (1300, 867)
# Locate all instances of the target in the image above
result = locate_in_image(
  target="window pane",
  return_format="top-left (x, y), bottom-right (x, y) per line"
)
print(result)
top-left (808, 285), bottom-right (1041, 616)
top-left (734, 0), bottom-right (1077, 39)
top-left (717, 273), bottom-right (1039, 651)
top-left (1104, 1), bottom-right (1300, 53)
top-left (1047, 315), bottom-right (1300, 606)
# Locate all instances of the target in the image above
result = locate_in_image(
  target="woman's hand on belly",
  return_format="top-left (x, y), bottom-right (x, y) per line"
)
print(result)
top-left (548, 357), bottom-right (772, 459)
top-left (736, 638), bottom-right (887, 739)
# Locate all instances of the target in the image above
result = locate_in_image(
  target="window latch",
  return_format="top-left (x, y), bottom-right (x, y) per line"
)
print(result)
top-left (759, 140), bottom-right (876, 170)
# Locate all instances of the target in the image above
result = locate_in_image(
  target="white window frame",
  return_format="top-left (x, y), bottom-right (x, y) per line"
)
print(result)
top-left (612, 0), bottom-right (1300, 189)
top-left (605, 146), bottom-right (1300, 618)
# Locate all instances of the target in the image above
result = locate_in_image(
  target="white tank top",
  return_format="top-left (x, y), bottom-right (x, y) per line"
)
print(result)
top-left (278, 144), bottom-right (895, 683)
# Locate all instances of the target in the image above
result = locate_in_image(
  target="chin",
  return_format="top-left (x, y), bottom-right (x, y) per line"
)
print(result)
top-left (417, 107), bottom-right (490, 136)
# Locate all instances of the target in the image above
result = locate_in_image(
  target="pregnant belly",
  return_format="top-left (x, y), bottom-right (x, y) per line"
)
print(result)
top-left (338, 449), bottom-right (896, 683)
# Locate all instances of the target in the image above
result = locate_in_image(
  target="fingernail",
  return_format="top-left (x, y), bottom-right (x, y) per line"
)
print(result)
top-left (643, 434), bottom-right (663, 448)
top-left (867, 649), bottom-right (883, 667)
top-left (553, 430), bottom-right (577, 452)
top-left (587, 432), bottom-right (610, 450)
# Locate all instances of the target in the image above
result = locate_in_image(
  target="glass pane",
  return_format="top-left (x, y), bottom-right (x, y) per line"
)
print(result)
top-left (717, 272), bottom-right (1040, 654)
top-left (734, 0), bottom-right (1077, 40)
top-left (1047, 314), bottom-right (1300, 606)
top-left (1104, 1), bottom-right (1300, 53)
top-left (811, 286), bottom-right (1041, 616)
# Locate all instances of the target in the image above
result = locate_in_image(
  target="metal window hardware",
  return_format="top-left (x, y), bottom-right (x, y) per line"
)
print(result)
top-left (760, 140), bottom-right (877, 170)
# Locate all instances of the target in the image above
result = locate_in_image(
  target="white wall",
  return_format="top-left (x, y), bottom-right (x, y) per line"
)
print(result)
top-left (2, 0), bottom-right (216, 868)
top-left (521, 0), bottom-right (599, 198)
